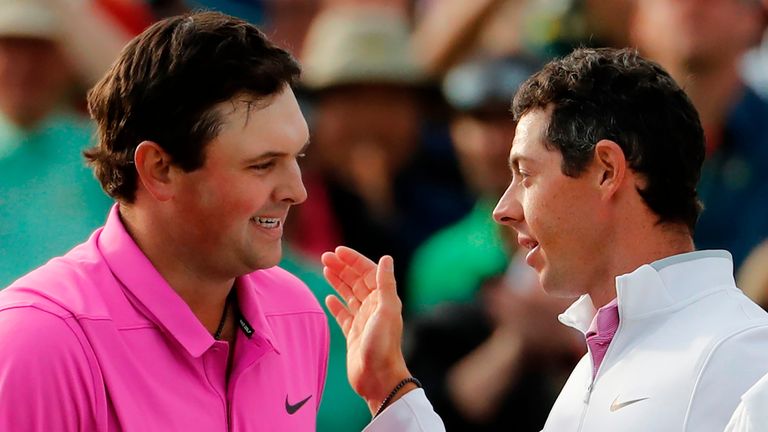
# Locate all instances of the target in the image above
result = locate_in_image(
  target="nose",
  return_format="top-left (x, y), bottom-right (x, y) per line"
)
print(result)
top-left (492, 183), bottom-right (522, 226)
top-left (279, 161), bottom-right (308, 205)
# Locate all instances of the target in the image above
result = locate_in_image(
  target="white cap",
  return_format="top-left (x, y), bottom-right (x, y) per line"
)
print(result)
top-left (301, 6), bottom-right (424, 90)
top-left (0, 0), bottom-right (59, 40)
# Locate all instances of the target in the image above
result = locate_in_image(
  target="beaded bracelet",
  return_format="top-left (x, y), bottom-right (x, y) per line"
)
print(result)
top-left (374, 377), bottom-right (422, 418)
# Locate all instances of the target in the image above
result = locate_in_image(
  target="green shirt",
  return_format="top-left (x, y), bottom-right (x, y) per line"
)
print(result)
top-left (407, 200), bottom-right (510, 314)
top-left (0, 111), bottom-right (112, 288)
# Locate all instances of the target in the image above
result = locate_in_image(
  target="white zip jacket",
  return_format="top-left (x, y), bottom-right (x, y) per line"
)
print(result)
top-left (366, 250), bottom-right (768, 432)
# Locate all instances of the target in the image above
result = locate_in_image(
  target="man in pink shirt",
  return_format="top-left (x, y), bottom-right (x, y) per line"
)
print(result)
top-left (0, 12), bottom-right (328, 431)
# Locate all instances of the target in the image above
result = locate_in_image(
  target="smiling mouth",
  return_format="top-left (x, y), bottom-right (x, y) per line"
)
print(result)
top-left (250, 217), bottom-right (281, 229)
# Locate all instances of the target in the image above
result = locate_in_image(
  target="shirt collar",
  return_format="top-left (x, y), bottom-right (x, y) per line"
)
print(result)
top-left (97, 205), bottom-right (280, 358)
top-left (586, 298), bottom-right (619, 337)
top-left (559, 250), bottom-right (735, 334)
top-left (235, 274), bottom-right (281, 354)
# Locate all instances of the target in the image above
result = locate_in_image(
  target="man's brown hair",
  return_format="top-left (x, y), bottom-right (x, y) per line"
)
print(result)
top-left (85, 11), bottom-right (301, 202)
top-left (513, 47), bottom-right (705, 233)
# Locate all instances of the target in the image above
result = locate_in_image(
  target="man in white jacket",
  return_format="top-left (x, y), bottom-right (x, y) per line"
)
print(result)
top-left (321, 47), bottom-right (768, 431)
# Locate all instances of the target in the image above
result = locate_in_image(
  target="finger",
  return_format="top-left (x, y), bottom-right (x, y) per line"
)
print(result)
top-left (323, 268), bottom-right (361, 313)
top-left (346, 297), bottom-right (361, 314)
top-left (337, 265), bottom-right (375, 300)
top-left (321, 251), bottom-right (348, 273)
top-left (323, 267), bottom-right (355, 305)
top-left (376, 255), bottom-right (397, 295)
top-left (325, 250), bottom-right (376, 296)
top-left (325, 295), bottom-right (353, 337)
top-left (335, 246), bottom-right (378, 276)
top-left (326, 248), bottom-right (380, 301)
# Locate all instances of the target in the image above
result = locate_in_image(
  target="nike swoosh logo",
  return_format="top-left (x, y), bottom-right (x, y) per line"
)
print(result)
top-left (285, 394), bottom-right (312, 415)
top-left (610, 395), bottom-right (649, 412)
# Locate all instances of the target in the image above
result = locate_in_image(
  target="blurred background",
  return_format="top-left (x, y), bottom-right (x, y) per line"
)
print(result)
top-left (2, 0), bottom-right (768, 430)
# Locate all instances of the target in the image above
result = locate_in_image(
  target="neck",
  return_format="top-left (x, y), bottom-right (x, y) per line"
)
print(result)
top-left (119, 204), bottom-right (234, 335)
top-left (588, 218), bottom-right (695, 309)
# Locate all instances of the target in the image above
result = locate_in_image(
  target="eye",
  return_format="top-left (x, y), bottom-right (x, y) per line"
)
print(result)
top-left (250, 160), bottom-right (276, 171)
top-left (513, 168), bottom-right (531, 186)
top-left (511, 166), bottom-right (525, 182)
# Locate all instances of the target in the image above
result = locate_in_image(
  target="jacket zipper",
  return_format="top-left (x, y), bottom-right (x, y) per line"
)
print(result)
top-left (575, 301), bottom-right (625, 432)
top-left (575, 356), bottom-right (594, 432)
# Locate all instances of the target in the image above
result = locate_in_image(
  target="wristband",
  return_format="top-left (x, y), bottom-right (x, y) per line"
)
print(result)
top-left (374, 377), bottom-right (422, 418)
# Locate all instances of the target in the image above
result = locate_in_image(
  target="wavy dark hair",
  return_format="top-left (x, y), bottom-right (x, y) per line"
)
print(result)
top-left (85, 11), bottom-right (301, 202)
top-left (512, 47), bottom-right (705, 233)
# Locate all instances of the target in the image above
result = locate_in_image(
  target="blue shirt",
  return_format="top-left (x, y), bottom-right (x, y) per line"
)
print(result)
top-left (695, 86), bottom-right (768, 269)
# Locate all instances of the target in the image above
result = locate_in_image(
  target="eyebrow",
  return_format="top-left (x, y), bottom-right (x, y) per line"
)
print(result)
top-left (508, 154), bottom-right (533, 171)
top-left (243, 140), bottom-right (310, 164)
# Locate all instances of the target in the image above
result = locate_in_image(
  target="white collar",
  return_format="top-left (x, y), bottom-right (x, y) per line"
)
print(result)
top-left (558, 250), bottom-right (735, 334)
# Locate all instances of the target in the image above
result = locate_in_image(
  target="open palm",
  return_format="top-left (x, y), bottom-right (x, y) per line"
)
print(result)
top-left (321, 247), bottom-right (411, 412)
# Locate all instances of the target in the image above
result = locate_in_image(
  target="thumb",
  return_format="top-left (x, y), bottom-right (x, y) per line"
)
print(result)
top-left (376, 255), bottom-right (397, 294)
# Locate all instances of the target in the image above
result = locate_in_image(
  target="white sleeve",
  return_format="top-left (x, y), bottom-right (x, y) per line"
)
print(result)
top-left (685, 326), bottom-right (768, 432)
top-left (724, 373), bottom-right (768, 432)
top-left (362, 389), bottom-right (445, 432)
top-left (724, 402), bottom-right (750, 432)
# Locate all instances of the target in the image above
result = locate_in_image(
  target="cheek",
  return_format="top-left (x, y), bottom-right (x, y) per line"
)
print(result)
top-left (527, 185), bottom-right (591, 251)
top-left (217, 178), bottom-right (271, 218)
top-left (526, 187), bottom-right (566, 231)
top-left (184, 172), bottom-right (258, 220)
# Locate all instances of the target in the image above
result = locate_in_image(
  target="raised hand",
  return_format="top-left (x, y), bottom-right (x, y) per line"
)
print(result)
top-left (321, 246), bottom-right (413, 415)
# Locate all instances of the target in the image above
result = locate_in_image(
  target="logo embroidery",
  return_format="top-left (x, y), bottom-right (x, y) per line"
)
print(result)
top-left (610, 395), bottom-right (649, 412)
top-left (285, 394), bottom-right (312, 415)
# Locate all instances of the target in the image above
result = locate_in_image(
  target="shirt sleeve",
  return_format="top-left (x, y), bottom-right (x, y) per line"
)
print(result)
top-left (363, 389), bottom-right (446, 432)
top-left (0, 306), bottom-right (101, 432)
top-left (685, 326), bottom-right (768, 432)
top-left (723, 372), bottom-right (768, 432)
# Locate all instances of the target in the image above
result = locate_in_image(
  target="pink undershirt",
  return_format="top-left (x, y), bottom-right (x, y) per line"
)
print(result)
top-left (585, 298), bottom-right (620, 378)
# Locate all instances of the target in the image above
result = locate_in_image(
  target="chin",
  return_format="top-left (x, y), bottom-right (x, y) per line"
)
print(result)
top-left (540, 272), bottom-right (584, 299)
top-left (249, 246), bottom-right (283, 272)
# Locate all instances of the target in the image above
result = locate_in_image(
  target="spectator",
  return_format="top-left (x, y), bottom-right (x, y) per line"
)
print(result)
top-left (408, 54), bottom-right (539, 313)
top-left (290, 5), bottom-right (470, 297)
top-left (630, 0), bottom-right (768, 269)
top-left (406, 251), bottom-right (581, 431)
top-left (0, 0), bottom-right (122, 287)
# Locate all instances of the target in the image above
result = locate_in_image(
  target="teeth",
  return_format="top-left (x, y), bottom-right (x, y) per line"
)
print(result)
top-left (251, 217), bottom-right (281, 228)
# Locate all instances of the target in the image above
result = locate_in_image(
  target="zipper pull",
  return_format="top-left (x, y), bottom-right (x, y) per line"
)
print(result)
top-left (583, 383), bottom-right (593, 404)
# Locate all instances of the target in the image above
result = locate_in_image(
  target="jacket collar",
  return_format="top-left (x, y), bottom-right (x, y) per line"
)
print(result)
top-left (559, 250), bottom-right (735, 334)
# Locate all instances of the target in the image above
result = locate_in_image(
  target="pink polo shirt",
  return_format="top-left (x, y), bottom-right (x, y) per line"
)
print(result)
top-left (0, 206), bottom-right (329, 431)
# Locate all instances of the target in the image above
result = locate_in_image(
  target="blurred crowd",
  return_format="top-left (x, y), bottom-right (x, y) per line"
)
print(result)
top-left (2, 0), bottom-right (768, 430)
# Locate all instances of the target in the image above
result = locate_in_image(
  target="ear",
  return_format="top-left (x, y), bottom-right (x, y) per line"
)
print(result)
top-left (593, 139), bottom-right (627, 200)
top-left (134, 141), bottom-right (175, 202)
